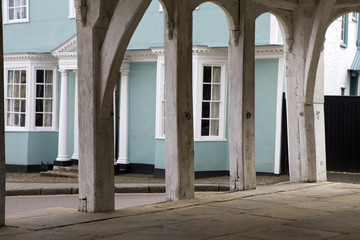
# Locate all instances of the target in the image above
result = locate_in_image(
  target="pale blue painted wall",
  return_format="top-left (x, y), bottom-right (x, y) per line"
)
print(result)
top-left (5, 132), bottom-right (29, 165)
top-left (3, 0), bottom-right (76, 53)
top-left (255, 59), bottom-right (279, 172)
top-left (128, 1), bottom-right (273, 50)
top-left (27, 132), bottom-right (58, 165)
top-left (128, 62), bottom-right (157, 165)
top-left (3, 0), bottom-right (280, 171)
top-left (5, 132), bottom-right (58, 165)
top-left (256, 14), bottom-right (271, 45)
top-left (154, 140), bottom-right (165, 169)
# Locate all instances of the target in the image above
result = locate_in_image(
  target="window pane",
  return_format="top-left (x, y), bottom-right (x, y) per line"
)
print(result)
top-left (212, 85), bottom-right (220, 101)
top-left (7, 85), bottom-right (13, 97)
top-left (8, 70), bottom-right (13, 83)
top-left (36, 85), bottom-right (44, 97)
top-left (20, 0), bottom-right (26, 5)
top-left (213, 67), bottom-right (221, 83)
top-left (45, 100), bottom-right (52, 112)
top-left (9, 9), bottom-right (14, 20)
top-left (202, 102), bottom-right (210, 118)
top-left (14, 100), bottom-right (20, 112)
top-left (201, 120), bottom-right (210, 136)
top-left (14, 71), bottom-right (20, 83)
top-left (21, 7), bottom-right (26, 18)
top-left (45, 85), bottom-right (53, 98)
top-left (15, 0), bottom-right (20, 6)
top-left (7, 114), bottom-right (11, 126)
top-left (15, 7), bottom-right (20, 19)
top-left (210, 120), bottom-right (219, 136)
top-left (203, 66), bottom-right (211, 83)
top-left (13, 113), bottom-right (19, 126)
top-left (20, 114), bottom-right (25, 127)
top-left (36, 70), bottom-right (44, 83)
top-left (211, 103), bottom-right (219, 118)
top-left (203, 84), bottom-right (211, 100)
top-left (36, 100), bottom-right (43, 112)
top-left (9, 0), bottom-right (14, 7)
top-left (14, 85), bottom-right (19, 98)
top-left (20, 85), bottom-right (26, 98)
top-left (21, 70), bottom-right (26, 83)
top-left (7, 100), bottom-right (13, 112)
top-left (35, 114), bottom-right (43, 127)
top-left (45, 71), bottom-right (53, 83)
top-left (20, 100), bottom-right (26, 112)
top-left (44, 114), bottom-right (52, 127)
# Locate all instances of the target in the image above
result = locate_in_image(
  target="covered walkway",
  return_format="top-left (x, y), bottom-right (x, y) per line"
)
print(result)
top-left (1, 182), bottom-right (360, 239)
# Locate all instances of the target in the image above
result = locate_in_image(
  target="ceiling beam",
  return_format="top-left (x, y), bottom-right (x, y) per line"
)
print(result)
top-left (252, 0), bottom-right (298, 11)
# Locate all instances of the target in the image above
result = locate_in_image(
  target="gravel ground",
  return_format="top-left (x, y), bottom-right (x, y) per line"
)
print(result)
top-left (5, 171), bottom-right (359, 185)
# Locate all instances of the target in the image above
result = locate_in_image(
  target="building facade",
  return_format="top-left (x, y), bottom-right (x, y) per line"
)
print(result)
top-left (2, 0), bottom-right (359, 176)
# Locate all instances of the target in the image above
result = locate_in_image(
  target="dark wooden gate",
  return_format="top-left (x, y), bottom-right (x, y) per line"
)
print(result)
top-left (281, 96), bottom-right (360, 173)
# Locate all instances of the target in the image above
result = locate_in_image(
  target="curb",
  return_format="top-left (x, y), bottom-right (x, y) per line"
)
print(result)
top-left (6, 185), bottom-right (230, 196)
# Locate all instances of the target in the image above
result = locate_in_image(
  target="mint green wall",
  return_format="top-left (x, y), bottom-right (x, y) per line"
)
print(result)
top-left (155, 140), bottom-right (165, 169)
top-left (255, 59), bottom-right (279, 172)
top-left (5, 132), bottom-right (58, 165)
top-left (256, 13), bottom-right (271, 45)
top-left (3, 0), bottom-right (76, 53)
top-left (27, 132), bottom-right (58, 165)
top-left (195, 142), bottom-right (228, 171)
top-left (3, 0), bottom-right (275, 53)
top-left (155, 141), bottom-right (228, 171)
top-left (132, 60), bottom-right (280, 173)
top-left (128, 62), bottom-right (157, 165)
top-left (5, 132), bottom-right (29, 165)
top-left (193, 3), bottom-right (228, 47)
top-left (128, 1), bottom-right (164, 50)
top-left (128, 1), bottom-right (273, 50)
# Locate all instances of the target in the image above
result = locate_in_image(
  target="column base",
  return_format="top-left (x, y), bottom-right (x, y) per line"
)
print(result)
top-left (54, 160), bottom-right (73, 167)
top-left (116, 157), bottom-right (129, 165)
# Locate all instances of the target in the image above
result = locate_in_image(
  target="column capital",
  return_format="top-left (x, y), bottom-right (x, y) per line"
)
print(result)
top-left (59, 69), bottom-right (70, 76)
top-left (120, 62), bottom-right (130, 75)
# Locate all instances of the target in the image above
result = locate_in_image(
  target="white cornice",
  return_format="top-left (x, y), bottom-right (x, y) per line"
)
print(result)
top-left (124, 50), bottom-right (157, 62)
top-left (151, 45), bottom-right (284, 59)
top-left (4, 53), bottom-right (57, 62)
top-left (51, 36), bottom-right (77, 56)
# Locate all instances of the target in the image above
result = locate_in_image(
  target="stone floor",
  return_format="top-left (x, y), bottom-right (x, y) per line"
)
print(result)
top-left (1, 181), bottom-right (360, 239)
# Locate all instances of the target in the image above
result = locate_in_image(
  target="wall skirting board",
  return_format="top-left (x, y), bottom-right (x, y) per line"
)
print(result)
top-left (6, 164), bottom-right (54, 173)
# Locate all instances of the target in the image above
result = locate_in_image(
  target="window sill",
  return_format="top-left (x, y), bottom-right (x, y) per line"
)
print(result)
top-left (340, 43), bottom-right (348, 48)
top-left (4, 19), bottom-right (30, 24)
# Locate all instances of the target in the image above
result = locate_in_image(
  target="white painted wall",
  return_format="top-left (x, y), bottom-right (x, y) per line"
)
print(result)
top-left (324, 15), bottom-right (358, 95)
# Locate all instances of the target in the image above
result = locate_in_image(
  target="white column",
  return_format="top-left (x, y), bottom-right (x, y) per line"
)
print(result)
top-left (56, 69), bottom-right (70, 164)
top-left (117, 63), bottom-right (130, 164)
top-left (71, 70), bottom-right (79, 161)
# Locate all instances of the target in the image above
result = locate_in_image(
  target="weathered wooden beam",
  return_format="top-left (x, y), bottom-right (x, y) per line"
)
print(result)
top-left (335, 0), bottom-right (360, 9)
top-left (252, 0), bottom-right (298, 11)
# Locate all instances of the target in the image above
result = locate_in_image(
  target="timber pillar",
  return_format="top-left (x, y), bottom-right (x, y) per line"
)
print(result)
top-left (163, 1), bottom-right (195, 201)
top-left (228, 0), bottom-right (256, 191)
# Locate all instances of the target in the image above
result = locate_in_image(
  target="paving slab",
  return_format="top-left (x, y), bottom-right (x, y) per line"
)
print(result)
top-left (241, 224), bottom-right (343, 240)
top-left (1, 182), bottom-right (360, 240)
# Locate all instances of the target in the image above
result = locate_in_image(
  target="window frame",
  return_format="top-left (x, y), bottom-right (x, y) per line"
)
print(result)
top-left (68, 0), bottom-right (76, 19)
top-left (195, 60), bottom-right (227, 141)
top-left (4, 59), bottom-right (58, 132)
top-left (340, 14), bottom-right (349, 48)
top-left (4, 67), bottom-right (29, 130)
top-left (155, 56), bottom-right (165, 139)
top-left (4, 0), bottom-right (29, 24)
top-left (32, 68), bottom-right (57, 130)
